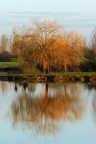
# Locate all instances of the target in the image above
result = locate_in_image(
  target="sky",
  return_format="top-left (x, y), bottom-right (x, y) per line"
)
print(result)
top-left (0, 0), bottom-right (96, 41)
top-left (0, 0), bottom-right (96, 13)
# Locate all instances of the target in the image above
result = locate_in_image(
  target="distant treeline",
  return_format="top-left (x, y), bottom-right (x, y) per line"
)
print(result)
top-left (0, 19), bottom-right (96, 73)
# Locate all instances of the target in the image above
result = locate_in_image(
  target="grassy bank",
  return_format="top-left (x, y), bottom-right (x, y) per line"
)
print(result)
top-left (0, 58), bottom-right (96, 76)
top-left (0, 58), bottom-right (96, 83)
top-left (0, 72), bottom-right (96, 76)
top-left (54, 72), bottom-right (96, 76)
top-left (0, 72), bottom-right (96, 83)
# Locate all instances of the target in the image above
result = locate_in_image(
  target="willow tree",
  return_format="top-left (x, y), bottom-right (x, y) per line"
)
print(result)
top-left (12, 19), bottom-right (86, 73)
top-left (12, 26), bottom-right (39, 71)
top-left (12, 20), bottom-right (64, 73)
top-left (49, 33), bottom-right (85, 71)
top-left (65, 32), bottom-right (86, 68)
top-left (52, 35), bottom-right (72, 71)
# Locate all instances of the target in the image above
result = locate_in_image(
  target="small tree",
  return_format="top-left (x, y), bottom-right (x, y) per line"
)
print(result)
top-left (0, 34), bottom-right (8, 52)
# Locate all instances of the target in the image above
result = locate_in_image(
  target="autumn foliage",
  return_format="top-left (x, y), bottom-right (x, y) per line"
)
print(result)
top-left (11, 19), bottom-right (86, 73)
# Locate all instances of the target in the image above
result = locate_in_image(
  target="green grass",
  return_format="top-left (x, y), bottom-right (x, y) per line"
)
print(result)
top-left (0, 62), bottom-right (21, 68)
top-left (0, 58), bottom-right (21, 68)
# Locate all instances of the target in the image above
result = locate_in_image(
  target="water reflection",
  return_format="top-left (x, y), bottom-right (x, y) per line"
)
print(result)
top-left (11, 83), bottom-right (87, 133)
top-left (1, 81), bottom-right (96, 143)
top-left (0, 81), bottom-right (8, 95)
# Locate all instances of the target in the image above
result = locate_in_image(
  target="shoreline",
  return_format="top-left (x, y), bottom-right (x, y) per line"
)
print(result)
top-left (0, 72), bottom-right (96, 83)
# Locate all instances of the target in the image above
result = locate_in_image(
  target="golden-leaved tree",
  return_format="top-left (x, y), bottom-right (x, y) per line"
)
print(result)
top-left (12, 19), bottom-right (86, 73)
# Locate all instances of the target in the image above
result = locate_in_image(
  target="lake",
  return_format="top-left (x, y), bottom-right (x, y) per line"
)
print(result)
top-left (0, 81), bottom-right (96, 144)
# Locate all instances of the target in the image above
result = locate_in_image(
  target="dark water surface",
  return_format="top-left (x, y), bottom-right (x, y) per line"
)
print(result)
top-left (0, 81), bottom-right (96, 144)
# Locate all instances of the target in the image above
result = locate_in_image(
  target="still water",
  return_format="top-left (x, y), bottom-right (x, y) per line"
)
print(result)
top-left (0, 81), bottom-right (96, 144)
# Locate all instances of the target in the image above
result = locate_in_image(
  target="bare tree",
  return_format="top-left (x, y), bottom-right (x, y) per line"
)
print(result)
top-left (88, 28), bottom-right (96, 62)
top-left (0, 34), bottom-right (8, 52)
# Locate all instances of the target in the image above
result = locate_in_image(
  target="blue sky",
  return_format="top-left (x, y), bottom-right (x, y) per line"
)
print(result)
top-left (0, 0), bottom-right (96, 13)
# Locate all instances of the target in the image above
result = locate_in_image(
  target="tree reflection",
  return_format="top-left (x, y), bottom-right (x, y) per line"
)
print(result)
top-left (11, 83), bottom-right (86, 133)
top-left (0, 81), bottom-right (7, 95)
top-left (85, 83), bottom-right (96, 123)
top-left (91, 90), bottom-right (96, 123)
